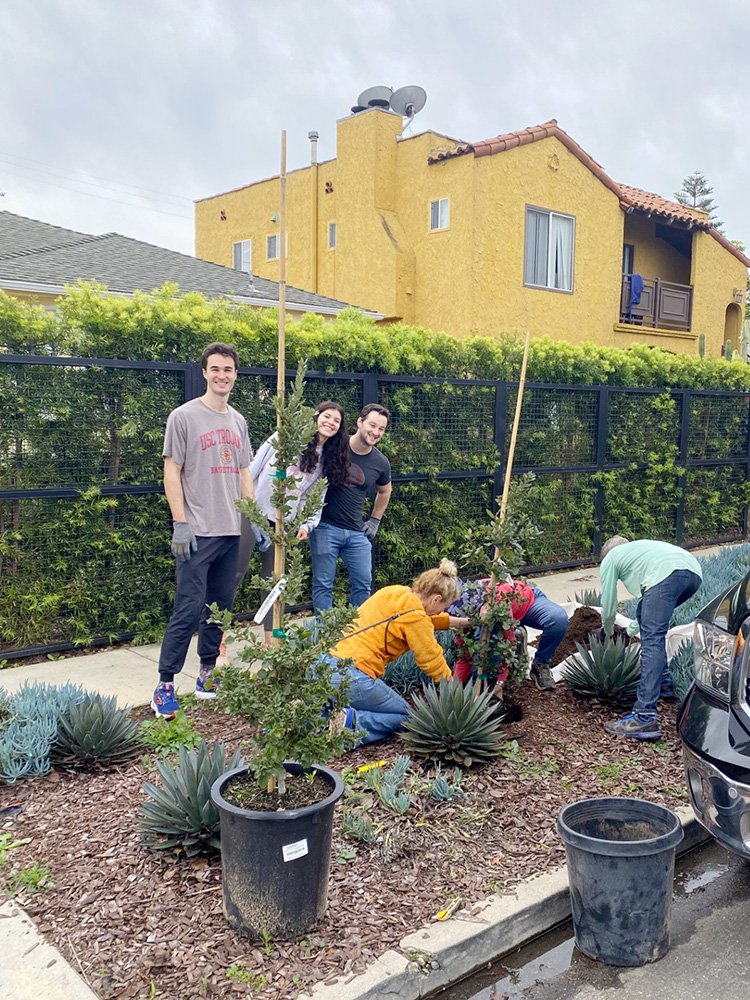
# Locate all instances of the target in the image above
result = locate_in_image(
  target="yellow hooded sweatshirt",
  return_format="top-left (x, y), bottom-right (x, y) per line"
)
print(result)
top-left (332, 585), bottom-right (451, 682)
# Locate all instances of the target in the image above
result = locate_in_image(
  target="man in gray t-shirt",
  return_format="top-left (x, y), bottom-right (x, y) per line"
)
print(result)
top-left (152, 342), bottom-right (254, 719)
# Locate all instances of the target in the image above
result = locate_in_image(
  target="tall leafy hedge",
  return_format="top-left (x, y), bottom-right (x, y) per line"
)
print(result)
top-left (1, 282), bottom-right (749, 652)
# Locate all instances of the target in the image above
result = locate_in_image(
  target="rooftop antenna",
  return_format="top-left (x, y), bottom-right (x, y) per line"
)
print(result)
top-left (389, 85), bottom-right (427, 125)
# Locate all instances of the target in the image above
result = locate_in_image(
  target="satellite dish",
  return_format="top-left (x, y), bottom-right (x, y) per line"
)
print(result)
top-left (389, 85), bottom-right (427, 120)
top-left (357, 85), bottom-right (393, 109)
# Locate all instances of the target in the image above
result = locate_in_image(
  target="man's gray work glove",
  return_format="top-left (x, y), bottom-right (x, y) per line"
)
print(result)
top-left (171, 522), bottom-right (197, 562)
top-left (362, 517), bottom-right (381, 541)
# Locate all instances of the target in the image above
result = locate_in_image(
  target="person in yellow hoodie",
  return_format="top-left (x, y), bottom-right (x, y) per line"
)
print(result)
top-left (329, 559), bottom-right (469, 744)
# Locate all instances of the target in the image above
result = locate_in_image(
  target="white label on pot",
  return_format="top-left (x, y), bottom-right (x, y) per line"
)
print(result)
top-left (282, 838), bottom-right (309, 863)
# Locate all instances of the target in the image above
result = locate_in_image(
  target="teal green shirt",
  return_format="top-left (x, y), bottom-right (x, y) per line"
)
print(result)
top-left (600, 540), bottom-right (702, 635)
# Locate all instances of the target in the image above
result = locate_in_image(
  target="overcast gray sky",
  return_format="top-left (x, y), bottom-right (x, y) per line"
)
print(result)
top-left (2, 0), bottom-right (749, 259)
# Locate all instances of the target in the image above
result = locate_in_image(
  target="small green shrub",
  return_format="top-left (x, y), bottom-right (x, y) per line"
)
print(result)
top-left (138, 740), bottom-right (244, 856)
top-left (53, 694), bottom-right (140, 768)
top-left (402, 678), bottom-right (506, 766)
top-left (668, 640), bottom-right (695, 703)
top-left (565, 633), bottom-right (641, 704)
top-left (138, 710), bottom-right (203, 757)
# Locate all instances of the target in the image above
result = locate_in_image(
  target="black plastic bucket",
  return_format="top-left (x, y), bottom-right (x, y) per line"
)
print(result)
top-left (211, 762), bottom-right (344, 939)
top-left (557, 797), bottom-right (683, 966)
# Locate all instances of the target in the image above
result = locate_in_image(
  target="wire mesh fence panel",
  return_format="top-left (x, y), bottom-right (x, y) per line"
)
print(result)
top-left (0, 363), bottom-right (184, 489)
top-left (683, 464), bottom-right (750, 543)
top-left (372, 476), bottom-right (493, 585)
top-left (0, 493), bottom-right (173, 652)
top-left (507, 386), bottom-right (598, 469)
top-left (601, 466), bottom-right (680, 542)
top-left (606, 390), bottom-right (680, 464)
top-left (230, 371), bottom-right (279, 449)
top-left (688, 393), bottom-right (750, 460)
top-left (522, 472), bottom-right (598, 566)
top-left (377, 381), bottom-right (497, 475)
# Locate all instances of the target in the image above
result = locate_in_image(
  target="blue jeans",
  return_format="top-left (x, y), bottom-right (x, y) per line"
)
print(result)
top-left (633, 569), bottom-right (702, 715)
top-left (330, 661), bottom-right (411, 745)
top-left (309, 522), bottom-right (372, 612)
top-left (523, 588), bottom-right (570, 664)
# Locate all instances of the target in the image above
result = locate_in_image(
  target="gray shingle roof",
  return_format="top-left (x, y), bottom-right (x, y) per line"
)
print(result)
top-left (0, 211), bottom-right (379, 316)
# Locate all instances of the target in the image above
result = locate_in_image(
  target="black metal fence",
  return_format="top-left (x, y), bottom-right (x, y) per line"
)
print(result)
top-left (2, 353), bottom-right (748, 658)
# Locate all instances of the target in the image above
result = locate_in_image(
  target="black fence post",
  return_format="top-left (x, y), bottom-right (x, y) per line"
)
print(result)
top-left (361, 372), bottom-right (379, 407)
top-left (185, 362), bottom-right (204, 401)
top-left (491, 381), bottom-right (508, 510)
top-left (674, 389), bottom-right (691, 546)
top-left (593, 386), bottom-right (609, 559)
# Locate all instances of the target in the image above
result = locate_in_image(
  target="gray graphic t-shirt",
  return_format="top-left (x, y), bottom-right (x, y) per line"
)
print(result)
top-left (162, 398), bottom-right (252, 537)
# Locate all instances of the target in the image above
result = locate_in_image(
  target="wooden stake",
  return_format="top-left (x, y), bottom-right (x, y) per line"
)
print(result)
top-left (477, 330), bottom-right (532, 696)
top-left (272, 131), bottom-right (287, 647)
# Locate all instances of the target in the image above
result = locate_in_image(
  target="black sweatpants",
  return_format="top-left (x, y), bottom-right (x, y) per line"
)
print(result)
top-left (158, 535), bottom-right (240, 678)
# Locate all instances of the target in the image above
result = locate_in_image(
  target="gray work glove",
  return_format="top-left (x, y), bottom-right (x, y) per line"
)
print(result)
top-left (252, 523), bottom-right (272, 552)
top-left (362, 517), bottom-right (381, 541)
top-left (171, 522), bottom-right (197, 562)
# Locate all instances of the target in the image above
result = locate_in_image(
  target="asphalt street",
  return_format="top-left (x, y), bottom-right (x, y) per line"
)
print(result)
top-left (444, 840), bottom-right (750, 1000)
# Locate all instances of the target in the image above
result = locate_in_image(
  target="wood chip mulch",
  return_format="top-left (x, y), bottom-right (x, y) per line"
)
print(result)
top-left (0, 686), bottom-right (688, 1000)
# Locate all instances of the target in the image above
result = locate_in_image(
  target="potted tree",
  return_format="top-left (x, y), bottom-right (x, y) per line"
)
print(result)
top-left (210, 364), bottom-right (357, 939)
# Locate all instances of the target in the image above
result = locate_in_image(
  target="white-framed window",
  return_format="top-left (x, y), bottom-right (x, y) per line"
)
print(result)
top-left (524, 206), bottom-right (575, 291)
top-left (328, 222), bottom-right (336, 250)
top-left (266, 234), bottom-right (279, 260)
top-left (429, 198), bottom-right (450, 231)
top-left (232, 239), bottom-right (252, 274)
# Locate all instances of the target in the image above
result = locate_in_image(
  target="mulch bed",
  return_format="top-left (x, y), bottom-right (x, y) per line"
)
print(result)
top-left (0, 686), bottom-right (687, 1000)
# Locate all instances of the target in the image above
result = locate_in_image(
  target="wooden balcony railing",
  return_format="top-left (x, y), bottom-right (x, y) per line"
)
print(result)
top-left (620, 275), bottom-right (693, 332)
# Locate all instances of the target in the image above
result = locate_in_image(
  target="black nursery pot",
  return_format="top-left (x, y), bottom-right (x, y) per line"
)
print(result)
top-left (210, 762), bottom-right (344, 939)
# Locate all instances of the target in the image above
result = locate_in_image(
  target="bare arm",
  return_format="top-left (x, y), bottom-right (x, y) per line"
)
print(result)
top-left (240, 466), bottom-right (255, 501)
top-left (163, 457), bottom-right (186, 522)
top-left (371, 481), bottom-right (392, 521)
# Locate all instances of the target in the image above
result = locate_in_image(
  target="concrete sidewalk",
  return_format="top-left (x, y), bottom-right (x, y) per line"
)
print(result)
top-left (0, 545), bottom-right (725, 1000)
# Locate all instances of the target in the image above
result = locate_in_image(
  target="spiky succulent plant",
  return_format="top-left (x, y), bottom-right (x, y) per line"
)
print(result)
top-left (565, 632), bottom-right (641, 704)
top-left (385, 630), bottom-right (456, 696)
top-left (53, 694), bottom-right (140, 768)
top-left (138, 740), bottom-right (244, 856)
top-left (402, 678), bottom-right (506, 766)
top-left (571, 589), bottom-right (602, 607)
top-left (668, 640), bottom-right (695, 703)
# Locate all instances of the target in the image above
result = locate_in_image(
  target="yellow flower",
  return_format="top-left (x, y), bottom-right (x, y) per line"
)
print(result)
top-left (357, 760), bottom-right (387, 774)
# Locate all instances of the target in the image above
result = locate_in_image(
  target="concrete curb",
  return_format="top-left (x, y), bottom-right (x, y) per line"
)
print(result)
top-left (311, 807), bottom-right (710, 1000)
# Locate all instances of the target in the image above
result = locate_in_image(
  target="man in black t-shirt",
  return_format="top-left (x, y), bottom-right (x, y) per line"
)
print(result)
top-left (309, 403), bottom-right (392, 612)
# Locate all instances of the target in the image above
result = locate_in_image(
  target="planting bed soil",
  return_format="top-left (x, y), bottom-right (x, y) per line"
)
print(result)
top-left (548, 606), bottom-right (638, 667)
top-left (0, 686), bottom-right (687, 1000)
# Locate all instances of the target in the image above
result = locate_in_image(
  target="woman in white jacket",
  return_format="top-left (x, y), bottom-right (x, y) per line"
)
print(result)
top-left (221, 401), bottom-right (349, 650)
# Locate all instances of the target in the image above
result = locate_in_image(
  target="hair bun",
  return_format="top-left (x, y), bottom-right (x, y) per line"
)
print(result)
top-left (438, 558), bottom-right (458, 578)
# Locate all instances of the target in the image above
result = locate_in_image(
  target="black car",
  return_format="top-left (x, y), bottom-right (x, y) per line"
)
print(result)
top-left (678, 570), bottom-right (750, 859)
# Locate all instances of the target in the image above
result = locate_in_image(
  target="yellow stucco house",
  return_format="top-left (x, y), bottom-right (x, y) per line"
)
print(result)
top-left (195, 111), bottom-right (749, 356)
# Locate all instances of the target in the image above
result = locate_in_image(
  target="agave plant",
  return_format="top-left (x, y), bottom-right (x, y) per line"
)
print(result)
top-left (668, 640), bottom-right (695, 703)
top-left (385, 630), bottom-right (456, 696)
top-left (565, 632), bottom-right (641, 704)
top-left (138, 740), bottom-right (244, 856)
top-left (571, 589), bottom-right (602, 607)
top-left (402, 678), bottom-right (506, 766)
top-left (53, 694), bottom-right (140, 768)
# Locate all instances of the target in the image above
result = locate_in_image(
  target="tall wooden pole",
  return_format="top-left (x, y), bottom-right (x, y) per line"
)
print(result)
top-left (272, 131), bottom-right (287, 644)
top-left (477, 329), bottom-right (532, 696)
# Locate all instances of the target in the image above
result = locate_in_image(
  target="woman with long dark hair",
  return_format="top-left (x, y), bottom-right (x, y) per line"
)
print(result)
top-left (219, 401), bottom-right (349, 651)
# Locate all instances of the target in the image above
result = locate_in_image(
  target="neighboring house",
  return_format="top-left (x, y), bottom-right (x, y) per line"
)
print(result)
top-left (195, 111), bottom-right (749, 357)
top-left (0, 211), bottom-right (382, 321)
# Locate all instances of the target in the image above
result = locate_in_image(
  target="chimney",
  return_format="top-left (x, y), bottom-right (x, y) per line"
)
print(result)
top-left (308, 131), bottom-right (319, 165)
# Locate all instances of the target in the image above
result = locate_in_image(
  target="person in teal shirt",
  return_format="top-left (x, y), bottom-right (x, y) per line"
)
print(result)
top-left (599, 536), bottom-right (702, 740)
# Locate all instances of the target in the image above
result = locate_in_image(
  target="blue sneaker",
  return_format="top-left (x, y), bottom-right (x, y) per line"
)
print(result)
top-left (603, 712), bottom-right (661, 740)
top-left (151, 682), bottom-right (180, 720)
top-left (195, 667), bottom-right (221, 700)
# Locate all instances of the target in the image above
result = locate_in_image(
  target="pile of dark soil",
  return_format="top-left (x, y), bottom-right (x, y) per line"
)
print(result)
top-left (0, 686), bottom-right (685, 1000)
top-left (549, 607), bottom-right (638, 667)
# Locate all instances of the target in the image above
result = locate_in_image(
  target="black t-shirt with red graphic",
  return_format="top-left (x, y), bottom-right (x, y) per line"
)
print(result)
top-left (319, 445), bottom-right (391, 531)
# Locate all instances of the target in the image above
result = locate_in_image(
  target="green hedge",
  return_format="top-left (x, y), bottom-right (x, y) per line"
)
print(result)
top-left (2, 283), bottom-right (749, 652)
